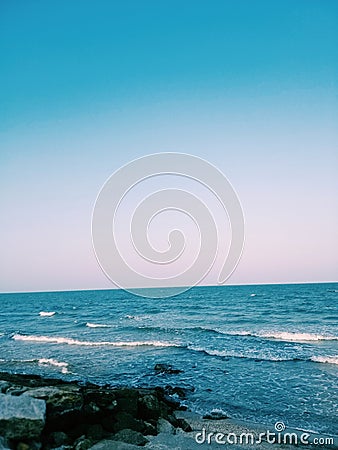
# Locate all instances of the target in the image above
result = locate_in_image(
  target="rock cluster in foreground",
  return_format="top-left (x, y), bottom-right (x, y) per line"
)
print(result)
top-left (0, 372), bottom-right (191, 450)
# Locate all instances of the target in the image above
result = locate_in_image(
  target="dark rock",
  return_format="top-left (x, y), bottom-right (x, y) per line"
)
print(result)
top-left (137, 394), bottom-right (163, 421)
top-left (164, 385), bottom-right (194, 399)
top-left (162, 394), bottom-right (180, 409)
top-left (83, 402), bottom-right (101, 416)
top-left (100, 414), bottom-right (115, 433)
top-left (0, 381), bottom-right (11, 394)
top-left (6, 386), bottom-right (28, 396)
top-left (154, 364), bottom-right (182, 375)
top-left (115, 390), bottom-right (138, 416)
top-left (49, 431), bottom-right (69, 447)
top-left (142, 421), bottom-right (157, 436)
top-left (0, 393), bottom-right (46, 440)
top-left (83, 390), bottom-right (116, 410)
top-left (74, 436), bottom-right (93, 450)
top-left (86, 424), bottom-right (104, 441)
top-left (176, 417), bottom-right (192, 432)
top-left (23, 386), bottom-right (83, 431)
top-left (16, 443), bottom-right (30, 450)
top-left (112, 429), bottom-right (148, 446)
top-left (113, 412), bottom-right (144, 433)
top-left (166, 414), bottom-right (179, 428)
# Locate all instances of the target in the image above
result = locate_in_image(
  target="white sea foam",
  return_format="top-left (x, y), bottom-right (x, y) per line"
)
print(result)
top-left (259, 331), bottom-right (338, 342)
top-left (38, 358), bottom-right (69, 373)
top-left (12, 333), bottom-right (179, 348)
top-left (39, 311), bottom-right (55, 317)
top-left (86, 322), bottom-right (111, 328)
top-left (311, 356), bottom-right (338, 365)
top-left (188, 346), bottom-right (294, 362)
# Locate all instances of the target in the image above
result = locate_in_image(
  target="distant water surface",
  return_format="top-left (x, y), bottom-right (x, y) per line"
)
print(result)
top-left (0, 283), bottom-right (337, 435)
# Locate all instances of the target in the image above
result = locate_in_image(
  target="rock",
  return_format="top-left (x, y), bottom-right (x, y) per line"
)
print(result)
top-left (154, 364), bottom-right (182, 375)
top-left (83, 389), bottom-right (116, 410)
top-left (113, 412), bottom-right (145, 433)
top-left (16, 443), bottom-right (30, 450)
top-left (89, 441), bottom-right (139, 450)
top-left (164, 385), bottom-right (194, 399)
top-left (142, 422), bottom-right (157, 436)
top-left (0, 381), bottom-right (10, 394)
top-left (203, 409), bottom-right (229, 420)
top-left (162, 394), bottom-right (180, 409)
top-left (112, 429), bottom-right (148, 446)
top-left (86, 423), bottom-right (104, 441)
top-left (157, 418), bottom-right (175, 435)
top-left (74, 436), bottom-right (93, 450)
top-left (49, 431), bottom-right (69, 447)
top-left (0, 394), bottom-right (46, 440)
top-left (83, 401), bottom-right (101, 415)
top-left (138, 394), bottom-right (165, 421)
top-left (115, 389), bottom-right (138, 416)
top-left (100, 414), bottom-right (115, 432)
top-left (176, 417), bottom-right (192, 432)
top-left (0, 437), bottom-right (10, 450)
top-left (23, 386), bottom-right (83, 430)
top-left (6, 386), bottom-right (28, 396)
top-left (0, 393), bottom-right (46, 440)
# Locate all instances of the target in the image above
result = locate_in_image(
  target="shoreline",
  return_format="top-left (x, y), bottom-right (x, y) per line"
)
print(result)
top-left (0, 372), bottom-right (337, 450)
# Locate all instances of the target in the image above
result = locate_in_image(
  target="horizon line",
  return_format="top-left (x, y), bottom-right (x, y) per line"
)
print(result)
top-left (1, 280), bottom-right (337, 295)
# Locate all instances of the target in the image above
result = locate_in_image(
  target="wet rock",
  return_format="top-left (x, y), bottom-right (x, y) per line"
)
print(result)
top-left (0, 381), bottom-right (10, 394)
top-left (16, 443), bottom-right (30, 450)
top-left (157, 418), bottom-right (175, 435)
top-left (89, 441), bottom-right (138, 450)
top-left (203, 409), bottom-right (229, 420)
top-left (49, 431), bottom-right (69, 447)
top-left (137, 394), bottom-right (162, 421)
top-left (112, 429), bottom-right (148, 446)
top-left (74, 436), bottom-right (93, 450)
top-left (83, 390), bottom-right (116, 410)
top-left (86, 424), bottom-right (104, 441)
top-left (113, 412), bottom-right (144, 433)
top-left (176, 417), bottom-right (192, 432)
top-left (6, 386), bottom-right (28, 396)
top-left (0, 393), bottom-right (46, 440)
top-left (154, 364), bottom-right (182, 375)
top-left (164, 385), bottom-right (194, 399)
top-left (23, 386), bottom-right (83, 430)
top-left (115, 390), bottom-right (138, 416)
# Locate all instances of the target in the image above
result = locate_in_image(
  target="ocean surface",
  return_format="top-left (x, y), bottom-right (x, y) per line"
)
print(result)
top-left (0, 283), bottom-right (337, 435)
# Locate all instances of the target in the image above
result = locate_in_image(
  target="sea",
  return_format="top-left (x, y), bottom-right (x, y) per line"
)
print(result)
top-left (0, 283), bottom-right (337, 436)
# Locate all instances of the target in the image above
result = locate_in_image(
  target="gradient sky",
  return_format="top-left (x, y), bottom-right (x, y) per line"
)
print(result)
top-left (1, 0), bottom-right (337, 292)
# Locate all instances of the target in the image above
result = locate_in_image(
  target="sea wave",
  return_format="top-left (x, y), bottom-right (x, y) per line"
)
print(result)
top-left (38, 358), bottom-right (69, 373)
top-left (187, 346), bottom-right (302, 362)
top-left (0, 357), bottom-right (69, 373)
top-left (39, 311), bottom-right (55, 317)
top-left (258, 331), bottom-right (338, 342)
top-left (310, 356), bottom-right (338, 365)
top-left (86, 322), bottom-right (111, 328)
top-left (12, 333), bottom-right (180, 348)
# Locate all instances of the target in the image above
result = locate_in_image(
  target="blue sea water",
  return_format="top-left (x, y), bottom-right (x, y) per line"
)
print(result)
top-left (0, 283), bottom-right (337, 435)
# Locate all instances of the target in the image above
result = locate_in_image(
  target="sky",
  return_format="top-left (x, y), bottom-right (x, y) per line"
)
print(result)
top-left (1, 0), bottom-right (337, 292)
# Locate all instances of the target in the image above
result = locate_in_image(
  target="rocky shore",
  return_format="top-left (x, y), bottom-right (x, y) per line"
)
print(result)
top-left (0, 371), bottom-right (191, 450)
top-left (1, 372), bottom-right (337, 450)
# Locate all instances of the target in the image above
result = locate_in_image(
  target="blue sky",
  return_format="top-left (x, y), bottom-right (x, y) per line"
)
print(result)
top-left (1, 0), bottom-right (337, 292)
